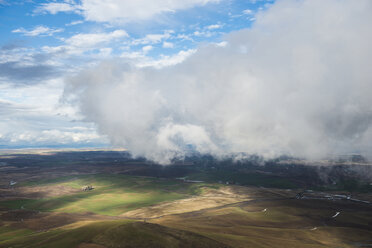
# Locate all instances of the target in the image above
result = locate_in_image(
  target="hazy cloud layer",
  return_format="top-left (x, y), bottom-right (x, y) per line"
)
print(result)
top-left (65, 0), bottom-right (372, 164)
top-left (0, 87), bottom-right (106, 148)
top-left (0, 61), bottom-right (59, 84)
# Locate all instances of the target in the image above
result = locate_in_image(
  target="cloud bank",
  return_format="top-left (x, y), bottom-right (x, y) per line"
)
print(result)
top-left (65, 0), bottom-right (372, 164)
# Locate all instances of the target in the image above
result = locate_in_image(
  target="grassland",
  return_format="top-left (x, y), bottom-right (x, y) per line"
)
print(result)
top-left (2, 180), bottom-right (372, 248)
top-left (1, 174), bottom-right (212, 216)
top-left (1, 150), bottom-right (372, 248)
top-left (153, 198), bottom-right (372, 248)
top-left (0, 174), bottom-right (234, 248)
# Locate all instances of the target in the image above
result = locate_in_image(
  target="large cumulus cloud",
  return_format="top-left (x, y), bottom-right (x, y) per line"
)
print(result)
top-left (64, 0), bottom-right (372, 164)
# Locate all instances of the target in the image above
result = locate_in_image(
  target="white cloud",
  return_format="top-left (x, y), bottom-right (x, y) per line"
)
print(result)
top-left (0, 81), bottom-right (107, 147)
top-left (139, 49), bottom-right (196, 68)
top-left (132, 31), bottom-right (173, 45)
top-left (249, 0), bottom-right (272, 3)
top-left (35, 0), bottom-right (221, 23)
top-left (4, 129), bottom-right (102, 145)
top-left (207, 24), bottom-right (222, 30)
top-left (79, 0), bottom-right (221, 23)
top-left (120, 51), bottom-right (146, 60)
top-left (176, 33), bottom-right (193, 41)
top-left (193, 30), bottom-right (214, 37)
top-left (143, 34), bottom-right (169, 43)
top-left (142, 45), bottom-right (153, 53)
top-left (12, 26), bottom-right (63, 37)
top-left (65, 0), bottom-right (372, 163)
top-left (93, 48), bottom-right (113, 58)
top-left (34, 1), bottom-right (80, 15)
top-left (120, 48), bottom-right (195, 68)
top-left (162, 41), bottom-right (174, 48)
top-left (215, 41), bottom-right (227, 47)
top-left (242, 9), bottom-right (252, 15)
top-left (39, 29), bottom-right (129, 58)
top-left (65, 29), bottom-right (128, 48)
top-left (66, 20), bottom-right (84, 26)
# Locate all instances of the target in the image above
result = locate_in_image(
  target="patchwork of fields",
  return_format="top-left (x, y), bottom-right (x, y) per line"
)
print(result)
top-left (1, 174), bottom-right (371, 248)
top-left (0, 150), bottom-right (372, 247)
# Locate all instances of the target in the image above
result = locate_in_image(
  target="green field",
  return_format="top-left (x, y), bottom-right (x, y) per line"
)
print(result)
top-left (0, 174), bottom-right (210, 216)
top-left (0, 174), bottom-right (230, 248)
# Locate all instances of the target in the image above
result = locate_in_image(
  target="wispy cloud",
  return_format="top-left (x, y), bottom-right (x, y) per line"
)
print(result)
top-left (162, 41), bottom-right (174, 48)
top-left (242, 9), bottom-right (253, 15)
top-left (34, 1), bottom-right (81, 15)
top-left (132, 31), bottom-right (174, 45)
top-left (207, 24), bottom-right (222, 30)
top-left (142, 45), bottom-right (153, 54)
top-left (64, 29), bottom-right (128, 48)
top-left (12, 26), bottom-right (63, 37)
top-left (66, 20), bottom-right (84, 26)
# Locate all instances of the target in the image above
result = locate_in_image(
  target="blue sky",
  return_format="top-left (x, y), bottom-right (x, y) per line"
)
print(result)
top-left (0, 0), bottom-right (272, 56)
top-left (0, 0), bottom-right (274, 148)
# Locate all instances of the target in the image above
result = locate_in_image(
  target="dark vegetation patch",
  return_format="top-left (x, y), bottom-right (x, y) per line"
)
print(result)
top-left (0, 210), bottom-right (39, 221)
top-left (1, 150), bottom-right (371, 192)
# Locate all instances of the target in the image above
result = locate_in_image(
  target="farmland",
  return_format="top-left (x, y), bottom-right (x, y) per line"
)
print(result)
top-left (0, 149), bottom-right (372, 247)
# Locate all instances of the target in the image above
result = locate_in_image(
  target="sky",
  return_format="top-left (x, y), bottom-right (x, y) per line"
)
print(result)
top-left (1, 0), bottom-right (372, 164)
top-left (0, 0), bottom-right (270, 149)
